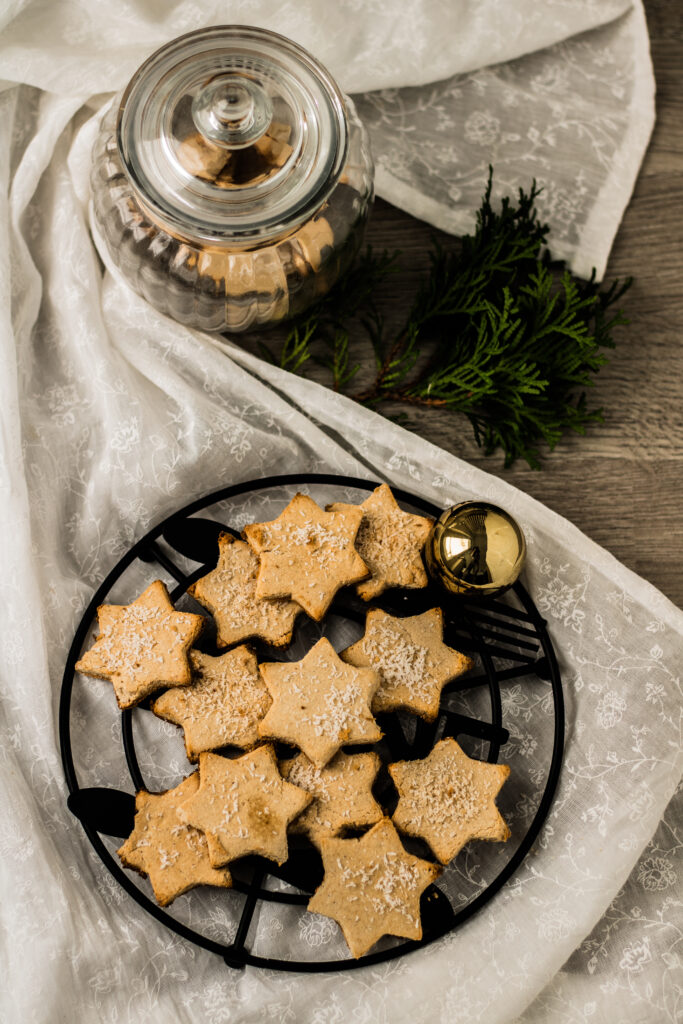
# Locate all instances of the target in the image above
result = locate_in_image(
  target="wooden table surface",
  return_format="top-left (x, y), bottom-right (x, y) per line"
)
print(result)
top-left (249, 0), bottom-right (683, 610)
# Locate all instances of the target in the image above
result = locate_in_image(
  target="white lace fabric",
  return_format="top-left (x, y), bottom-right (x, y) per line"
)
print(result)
top-left (359, 2), bottom-right (654, 279)
top-left (0, 3), bottom-right (680, 1023)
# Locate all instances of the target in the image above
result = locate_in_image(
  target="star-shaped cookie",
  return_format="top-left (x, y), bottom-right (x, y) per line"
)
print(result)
top-left (151, 646), bottom-right (271, 762)
top-left (327, 484), bottom-right (433, 600)
top-left (117, 773), bottom-right (232, 906)
top-left (308, 818), bottom-right (440, 958)
top-left (75, 580), bottom-right (205, 709)
top-left (188, 533), bottom-right (301, 648)
top-left (280, 751), bottom-right (383, 850)
top-left (389, 738), bottom-right (510, 864)
top-left (342, 607), bottom-right (473, 720)
top-left (243, 493), bottom-right (369, 620)
top-left (176, 745), bottom-right (312, 867)
top-left (258, 637), bottom-right (381, 767)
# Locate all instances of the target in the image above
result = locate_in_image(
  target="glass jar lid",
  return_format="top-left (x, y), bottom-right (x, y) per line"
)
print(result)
top-left (117, 25), bottom-right (348, 246)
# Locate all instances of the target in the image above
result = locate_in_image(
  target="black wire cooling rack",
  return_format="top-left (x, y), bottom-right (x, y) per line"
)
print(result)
top-left (60, 473), bottom-right (565, 972)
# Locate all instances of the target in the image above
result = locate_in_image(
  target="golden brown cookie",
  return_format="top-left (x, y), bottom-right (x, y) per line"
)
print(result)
top-left (176, 745), bottom-right (312, 867)
top-left (151, 646), bottom-right (271, 762)
top-left (258, 637), bottom-right (381, 767)
top-left (177, 131), bottom-right (231, 180)
top-left (75, 580), bottom-right (204, 709)
top-left (342, 607), bottom-right (473, 721)
top-left (117, 773), bottom-right (232, 906)
top-left (328, 484), bottom-right (433, 600)
top-left (308, 818), bottom-right (440, 958)
top-left (253, 132), bottom-right (292, 168)
top-left (389, 738), bottom-right (510, 864)
top-left (243, 493), bottom-right (368, 620)
top-left (265, 120), bottom-right (292, 144)
top-left (188, 533), bottom-right (301, 649)
top-left (280, 751), bottom-right (383, 850)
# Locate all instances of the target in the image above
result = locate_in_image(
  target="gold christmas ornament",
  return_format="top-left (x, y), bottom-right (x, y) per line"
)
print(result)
top-left (425, 501), bottom-right (526, 597)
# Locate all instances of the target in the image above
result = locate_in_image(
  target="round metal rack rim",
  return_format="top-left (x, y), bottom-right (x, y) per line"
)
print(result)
top-left (59, 471), bottom-right (565, 973)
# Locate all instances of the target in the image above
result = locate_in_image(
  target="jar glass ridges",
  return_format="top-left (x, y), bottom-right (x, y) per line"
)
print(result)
top-left (91, 26), bottom-right (374, 332)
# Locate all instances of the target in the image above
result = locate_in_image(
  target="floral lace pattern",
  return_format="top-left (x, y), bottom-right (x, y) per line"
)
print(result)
top-left (519, 783), bottom-right (682, 1024)
top-left (355, 2), bottom-right (654, 278)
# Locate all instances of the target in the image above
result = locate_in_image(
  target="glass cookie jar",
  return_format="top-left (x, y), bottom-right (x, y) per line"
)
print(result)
top-left (91, 26), bottom-right (374, 332)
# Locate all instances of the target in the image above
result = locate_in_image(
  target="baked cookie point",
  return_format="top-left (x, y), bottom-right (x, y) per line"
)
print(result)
top-left (308, 818), bottom-right (440, 958)
top-left (342, 607), bottom-right (473, 720)
top-left (75, 579), bottom-right (204, 709)
top-left (389, 738), bottom-right (510, 864)
top-left (258, 637), bottom-right (382, 767)
top-left (243, 493), bottom-right (368, 620)
top-left (328, 483), bottom-right (432, 600)
top-left (151, 646), bottom-right (271, 761)
top-left (117, 773), bottom-right (232, 906)
top-left (176, 745), bottom-right (312, 867)
top-left (280, 750), bottom-right (383, 850)
top-left (188, 533), bottom-right (301, 648)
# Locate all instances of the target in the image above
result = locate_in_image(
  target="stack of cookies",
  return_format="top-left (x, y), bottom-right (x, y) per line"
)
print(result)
top-left (76, 485), bottom-right (511, 958)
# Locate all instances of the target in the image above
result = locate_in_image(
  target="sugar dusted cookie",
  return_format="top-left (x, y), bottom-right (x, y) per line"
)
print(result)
top-left (117, 773), bottom-right (232, 906)
top-left (280, 751), bottom-right (383, 850)
top-left (328, 484), bottom-right (433, 600)
top-left (75, 580), bottom-right (204, 709)
top-left (188, 533), bottom-right (301, 648)
top-left (389, 738), bottom-right (510, 864)
top-left (308, 818), bottom-right (440, 958)
top-left (342, 607), bottom-right (473, 721)
top-left (243, 493), bottom-right (368, 620)
top-left (258, 637), bottom-right (381, 767)
top-left (177, 745), bottom-right (312, 867)
top-left (151, 646), bottom-right (271, 762)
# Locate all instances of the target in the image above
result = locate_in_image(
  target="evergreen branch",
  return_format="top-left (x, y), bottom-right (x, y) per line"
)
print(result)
top-left (278, 316), bottom-right (318, 373)
top-left (262, 169), bottom-right (631, 469)
top-left (322, 329), bottom-right (360, 392)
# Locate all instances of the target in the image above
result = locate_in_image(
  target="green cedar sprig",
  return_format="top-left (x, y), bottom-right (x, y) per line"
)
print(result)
top-left (263, 170), bottom-right (630, 469)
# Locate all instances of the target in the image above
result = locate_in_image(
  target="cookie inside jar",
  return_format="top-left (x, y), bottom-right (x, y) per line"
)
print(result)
top-left (91, 25), bottom-right (374, 332)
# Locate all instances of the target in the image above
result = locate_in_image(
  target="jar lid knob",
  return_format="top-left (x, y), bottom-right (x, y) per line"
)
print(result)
top-left (192, 73), bottom-right (273, 150)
